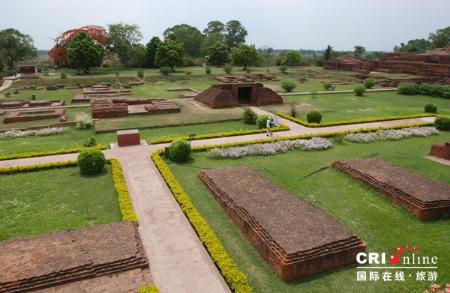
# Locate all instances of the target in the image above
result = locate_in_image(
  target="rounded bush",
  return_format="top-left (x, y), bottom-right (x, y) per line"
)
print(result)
top-left (281, 80), bottom-right (297, 92)
top-left (223, 66), bottom-right (232, 74)
top-left (77, 149), bottom-right (106, 175)
top-left (137, 70), bottom-right (144, 79)
top-left (306, 110), bottom-right (322, 124)
top-left (434, 116), bottom-right (450, 131)
top-left (168, 139), bottom-right (192, 163)
top-left (205, 67), bottom-right (211, 74)
top-left (353, 85), bottom-right (366, 96)
top-left (424, 103), bottom-right (437, 114)
top-left (160, 66), bottom-right (171, 76)
top-left (279, 66), bottom-right (288, 73)
top-left (242, 107), bottom-right (257, 124)
top-left (257, 115), bottom-right (269, 129)
top-left (363, 78), bottom-right (376, 89)
top-left (397, 82), bottom-right (419, 95)
top-left (323, 83), bottom-right (333, 90)
top-left (84, 136), bottom-right (97, 147)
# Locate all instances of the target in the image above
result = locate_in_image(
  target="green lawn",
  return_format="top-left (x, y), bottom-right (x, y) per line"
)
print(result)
top-left (8, 88), bottom-right (82, 103)
top-left (262, 91), bottom-right (450, 122)
top-left (167, 133), bottom-right (450, 292)
top-left (0, 165), bottom-right (122, 240)
top-left (0, 120), bottom-right (257, 155)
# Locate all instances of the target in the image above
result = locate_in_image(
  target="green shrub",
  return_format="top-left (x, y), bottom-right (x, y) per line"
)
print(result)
top-left (353, 85), bottom-right (366, 96)
top-left (223, 65), bottom-right (232, 74)
top-left (13, 88), bottom-right (19, 94)
top-left (43, 70), bottom-right (49, 76)
top-left (242, 107), bottom-right (257, 124)
top-left (160, 66), bottom-right (171, 76)
top-left (168, 140), bottom-right (192, 163)
top-left (306, 110), bottom-right (322, 123)
top-left (185, 70), bottom-right (192, 75)
top-left (363, 78), bottom-right (376, 89)
top-left (245, 68), bottom-right (251, 73)
top-left (205, 67), bottom-right (211, 74)
top-left (397, 82), bottom-right (419, 95)
top-left (279, 65), bottom-right (288, 73)
top-left (60, 71), bottom-right (67, 79)
top-left (290, 102), bottom-right (297, 118)
top-left (257, 115), bottom-right (269, 129)
top-left (75, 112), bottom-right (93, 130)
top-left (84, 136), bottom-right (97, 147)
top-left (434, 116), bottom-right (450, 131)
top-left (281, 80), bottom-right (297, 92)
top-left (5, 92), bottom-right (10, 97)
top-left (323, 83), bottom-right (333, 90)
top-left (77, 149), bottom-right (106, 175)
top-left (424, 103), bottom-right (437, 114)
top-left (417, 83), bottom-right (450, 98)
top-left (137, 70), bottom-right (144, 79)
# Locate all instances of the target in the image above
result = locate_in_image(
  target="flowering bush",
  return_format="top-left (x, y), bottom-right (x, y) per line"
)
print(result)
top-left (208, 137), bottom-right (333, 159)
top-left (344, 127), bottom-right (439, 143)
top-left (0, 127), bottom-right (67, 139)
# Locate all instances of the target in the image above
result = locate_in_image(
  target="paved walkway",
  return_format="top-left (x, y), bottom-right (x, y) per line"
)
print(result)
top-left (0, 79), bottom-right (13, 92)
top-left (0, 111), bottom-right (436, 292)
top-left (280, 87), bottom-right (397, 96)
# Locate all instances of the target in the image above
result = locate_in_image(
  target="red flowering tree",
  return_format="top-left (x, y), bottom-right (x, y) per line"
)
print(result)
top-left (48, 25), bottom-right (107, 66)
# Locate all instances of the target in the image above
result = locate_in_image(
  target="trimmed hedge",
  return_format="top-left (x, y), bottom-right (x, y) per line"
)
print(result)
top-left (277, 112), bottom-right (434, 128)
top-left (77, 150), bottom-right (106, 175)
top-left (397, 82), bottom-right (450, 99)
top-left (168, 139), bottom-right (191, 163)
top-left (151, 151), bottom-right (253, 293)
top-left (138, 285), bottom-right (159, 293)
top-left (149, 124), bottom-right (289, 144)
top-left (306, 111), bottom-right (322, 123)
top-left (0, 159), bottom-right (138, 223)
top-left (0, 144), bottom-right (107, 161)
top-left (434, 116), bottom-right (450, 131)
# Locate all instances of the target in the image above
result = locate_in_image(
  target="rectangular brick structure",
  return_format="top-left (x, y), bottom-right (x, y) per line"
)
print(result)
top-left (3, 108), bottom-right (65, 124)
top-left (198, 166), bottom-right (366, 281)
top-left (117, 129), bottom-right (141, 147)
top-left (333, 158), bottom-right (450, 220)
top-left (0, 222), bottom-right (148, 293)
top-left (430, 142), bottom-right (450, 160)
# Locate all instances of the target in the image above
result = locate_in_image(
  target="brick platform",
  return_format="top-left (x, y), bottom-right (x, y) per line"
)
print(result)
top-left (91, 98), bottom-right (180, 118)
top-left (0, 222), bottom-right (148, 293)
top-left (199, 166), bottom-right (366, 281)
top-left (117, 129), bottom-right (141, 147)
top-left (0, 100), bottom-right (65, 110)
top-left (430, 142), bottom-right (450, 160)
top-left (333, 158), bottom-right (450, 220)
top-left (3, 108), bottom-right (65, 124)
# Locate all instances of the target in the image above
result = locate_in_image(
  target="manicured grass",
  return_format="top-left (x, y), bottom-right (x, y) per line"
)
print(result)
top-left (0, 165), bottom-right (122, 240)
top-left (8, 88), bottom-right (82, 103)
top-left (0, 120), bottom-right (256, 155)
top-left (167, 133), bottom-right (450, 292)
top-left (94, 100), bottom-right (244, 132)
top-left (131, 79), bottom-right (214, 99)
top-left (262, 91), bottom-right (450, 122)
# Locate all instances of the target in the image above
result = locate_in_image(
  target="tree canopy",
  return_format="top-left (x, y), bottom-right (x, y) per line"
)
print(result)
top-left (163, 24), bottom-right (204, 57)
top-left (231, 44), bottom-right (259, 69)
top-left (67, 32), bottom-right (104, 73)
top-left (0, 28), bottom-right (37, 72)
top-left (395, 26), bottom-right (449, 52)
top-left (207, 41), bottom-right (229, 66)
top-left (283, 51), bottom-right (304, 66)
top-left (353, 45), bottom-right (366, 58)
top-left (224, 20), bottom-right (248, 49)
top-left (107, 23), bottom-right (142, 67)
top-left (155, 39), bottom-right (184, 69)
top-left (145, 36), bottom-right (162, 68)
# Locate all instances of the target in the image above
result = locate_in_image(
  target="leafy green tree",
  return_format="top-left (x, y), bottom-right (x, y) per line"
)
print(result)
top-left (225, 20), bottom-right (248, 48)
top-left (395, 39), bottom-right (431, 52)
top-left (353, 45), bottom-right (366, 58)
top-left (429, 26), bottom-right (450, 48)
top-left (130, 44), bottom-right (147, 68)
top-left (324, 45), bottom-right (333, 61)
top-left (201, 32), bottom-right (224, 55)
top-left (203, 21), bottom-right (225, 36)
top-left (107, 23), bottom-right (142, 67)
top-left (145, 36), bottom-right (161, 68)
top-left (155, 39), bottom-right (184, 69)
top-left (231, 44), bottom-right (259, 70)
top-left (283, 51), bottom-right (304, 66)
top-left (163, 24), bottom-right (204, 57)
top-left (67, 32), bottom-right (104, 73)
top-left (0, 28), bottom-right (37, 72)
top-left (207, 41), bottom-right (229, 66)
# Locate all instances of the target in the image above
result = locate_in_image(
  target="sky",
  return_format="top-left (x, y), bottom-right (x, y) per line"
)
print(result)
top-left (1, 0), bottom-right (449, 51)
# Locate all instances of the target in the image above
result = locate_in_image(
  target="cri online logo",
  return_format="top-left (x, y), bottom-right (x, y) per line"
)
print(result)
top-left (356, 245), bottom-right (438, 266)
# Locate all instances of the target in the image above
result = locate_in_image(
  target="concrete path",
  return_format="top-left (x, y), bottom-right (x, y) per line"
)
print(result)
top-left (0, 112), bottom-right (437, 292)
top-left (280, 87), bottom-right (397, 96)
top-left (0, 79), bottom-right (13, 93)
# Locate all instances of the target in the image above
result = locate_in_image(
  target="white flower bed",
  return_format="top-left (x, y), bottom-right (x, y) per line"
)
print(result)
top-left (0, 127), bottom-right (68, 139)
top-left (344, 127), bottom-right (439, 143)
top-left (208, 137), bottom-right (333, 159)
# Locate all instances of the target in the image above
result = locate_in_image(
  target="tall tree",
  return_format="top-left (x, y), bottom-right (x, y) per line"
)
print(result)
top-left (203, 21), bottom-right (225, 36)
top-left (155, 39), bottom-right (184, 69)
top-left (324, 45), bottom-right (333, 61)
top-left (231, 44), bottom-right (259, 70)
top-left (130, 44), bottom-right (147, 68)
top-left (283, 50), bottom-right (304, 66)
top-left (429, 26), bottom-right (450, 48)
top-left (353, 45), bottom-right (366, 58)
top-left (225, 20), bottom-right (248, 49)
top-left (145, 36), bottom-right (161, 68)
top-left (0, 28), bottom-right (37, 72)
top-left (207, 41), bottom-right (229, 66)
top-left (163, 24), bottom-right (204, 57)
top-left (67, 32), bottom-right (104, 73)
top-left (107, 23), bottom-right (142, 67)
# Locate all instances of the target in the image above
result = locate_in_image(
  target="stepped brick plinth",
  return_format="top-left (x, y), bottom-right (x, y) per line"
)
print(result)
top-left (117, 129), bottom-right (141, 147)
top-left (3, 108), bottom-right (65, 124)
top-left (333, 158), bottom-right (450, 220)
top-left (430, 142), bottom-right (450, 160)
top-left (198, 166), bottom-right (366, 281)
top-left (0, 222), bottom-right (148, 293)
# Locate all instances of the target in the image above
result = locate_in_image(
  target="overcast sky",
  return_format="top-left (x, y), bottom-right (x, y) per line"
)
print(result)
top-left (2, 0), bottom-right (449, 51)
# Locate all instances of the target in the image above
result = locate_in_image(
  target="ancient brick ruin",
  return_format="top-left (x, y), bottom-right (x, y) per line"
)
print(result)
top-left (0, 222), bottom-right (149, 293)
top-left (17, 64), bottom-right (38, 79)
top-left (199, 166), bottom-right (366, 281)
top-left (333, 158), bottom-right (450, 220)
top-left (3, 108), bottom-right (65, 124)
top-left (91, 98), bottom-right (180, 118)
top-left (196, 83), bottom-right (283, 109)
top-left (430, 142), bottom-right (450, 160)
top-left (323, 56), bottom-right (371, 74)
top-left (377, 76), bottom-right (450, 87)
top-left (0, 100), bottom-right (65, 110)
